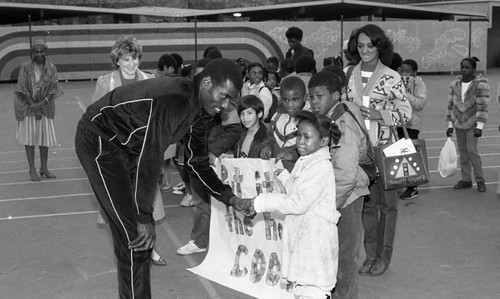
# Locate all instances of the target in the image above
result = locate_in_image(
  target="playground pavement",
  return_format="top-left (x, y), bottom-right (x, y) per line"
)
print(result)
top-left (0, 69), bottom-right (499, 299)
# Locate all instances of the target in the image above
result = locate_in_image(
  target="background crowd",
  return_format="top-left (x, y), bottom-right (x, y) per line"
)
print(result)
top-left (14, 23), bottom-right (495, 299)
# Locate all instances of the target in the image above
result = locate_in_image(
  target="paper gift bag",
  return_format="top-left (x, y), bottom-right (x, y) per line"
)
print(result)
top-left (374, 117), bottom-right (429, 190)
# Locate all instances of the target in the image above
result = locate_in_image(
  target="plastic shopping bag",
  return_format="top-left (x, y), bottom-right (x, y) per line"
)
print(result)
top-left (437, 137), bottom-right (458, 178)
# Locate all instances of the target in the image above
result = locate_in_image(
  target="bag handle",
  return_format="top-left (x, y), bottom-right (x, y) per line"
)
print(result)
top-left (389, 110), bottom-right (409, 141)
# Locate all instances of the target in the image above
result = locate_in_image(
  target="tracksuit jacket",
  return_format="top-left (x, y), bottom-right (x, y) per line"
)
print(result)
top-left (80, 76), bottom-right (235, 224)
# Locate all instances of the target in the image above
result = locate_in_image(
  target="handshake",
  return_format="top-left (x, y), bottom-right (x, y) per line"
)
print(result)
top-left (229, 196), bottom-right (257, 218)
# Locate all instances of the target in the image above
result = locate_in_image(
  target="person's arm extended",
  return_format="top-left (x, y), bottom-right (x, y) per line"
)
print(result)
top-left (185, 118), bottom-right (236, 205)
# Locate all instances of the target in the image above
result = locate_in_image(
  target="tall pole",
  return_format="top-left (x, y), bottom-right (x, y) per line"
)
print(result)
top-left (340, 14), bottom-right (344, 61)
top-left (28, 14), bottom-right (32, 52)
top-left (468, 18), bottom-right (472, 57)
top-left (194, 15), bottom-right (198, 63)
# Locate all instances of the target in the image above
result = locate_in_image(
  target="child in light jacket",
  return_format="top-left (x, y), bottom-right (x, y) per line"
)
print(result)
top-left (446, 56), bottom-right (489, 192)
top-left (249, 110), bottom-right (342, 299)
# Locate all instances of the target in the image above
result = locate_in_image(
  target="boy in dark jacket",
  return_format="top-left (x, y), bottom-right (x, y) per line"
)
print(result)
top-left (234, 95), bottom-right (277, 159)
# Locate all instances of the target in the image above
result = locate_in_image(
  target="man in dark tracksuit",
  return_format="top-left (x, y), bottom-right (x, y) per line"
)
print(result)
top-left (75, 59), bottom-right (245, 299)
top-left (177, 108), bottom-right (243, 254)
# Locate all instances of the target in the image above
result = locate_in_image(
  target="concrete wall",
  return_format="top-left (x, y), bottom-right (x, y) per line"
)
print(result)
top-left (0, 20), bottom-right (488, 82)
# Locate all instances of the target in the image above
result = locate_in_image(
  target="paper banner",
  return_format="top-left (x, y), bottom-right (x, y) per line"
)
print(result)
top-left (189, 158), bottom-right (294, 299)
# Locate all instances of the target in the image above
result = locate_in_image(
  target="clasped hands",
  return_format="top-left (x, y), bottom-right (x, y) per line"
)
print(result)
top-left (230, 196), bottom-right (256, 218)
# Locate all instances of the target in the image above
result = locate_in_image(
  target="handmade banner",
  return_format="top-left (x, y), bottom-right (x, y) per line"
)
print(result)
top-left (189, 158), bottom-right (293, 299)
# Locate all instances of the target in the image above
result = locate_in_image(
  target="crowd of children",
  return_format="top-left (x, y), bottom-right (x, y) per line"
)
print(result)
top-left (85, 23), bottom-right (491, 299)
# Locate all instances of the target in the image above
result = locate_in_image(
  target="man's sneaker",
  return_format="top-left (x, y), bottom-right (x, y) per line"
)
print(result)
top-left (177, 240), bottom-right (207, 255)
top-left (453, 180), bottom-right (473, 189)
top-left (180, 194), bottom-right (194, 207)
top-left (477, 181), bottom-right (487, 192)
top-left (400, 188), bottom-right (418, 200)
top-left (172, 182), bottom-right (186, 195)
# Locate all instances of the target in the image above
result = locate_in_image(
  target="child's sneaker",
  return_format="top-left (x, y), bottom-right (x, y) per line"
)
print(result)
top-left (177, 240), bottom-right (207, 255)
top-left (400, 188), bottom-right (418, 200)
top-left (172, 182), bottom-right (186, 194)
top-left (180, 194), bottom-right (194, 207)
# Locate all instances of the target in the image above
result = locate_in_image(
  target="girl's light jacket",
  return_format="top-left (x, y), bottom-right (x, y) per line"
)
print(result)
top-left (446, 75), bottom-right (489, 130)
top-left (346, 60), bottom-right (412, 145)
top-left (254, 146), bottom-right (340, 290)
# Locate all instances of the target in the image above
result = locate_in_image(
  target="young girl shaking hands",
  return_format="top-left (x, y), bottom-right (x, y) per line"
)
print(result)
top-left (247, 110), bottom-right (342, 299)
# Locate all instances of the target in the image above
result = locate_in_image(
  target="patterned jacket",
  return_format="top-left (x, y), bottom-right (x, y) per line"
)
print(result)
top-left (446, 75), bottom-right (489, 130)
top-left (346, 60), bottom-right (412, 145)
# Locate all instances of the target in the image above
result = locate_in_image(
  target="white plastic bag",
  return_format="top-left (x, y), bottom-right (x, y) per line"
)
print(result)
top-left (437, 137), bottom-right (458, 178)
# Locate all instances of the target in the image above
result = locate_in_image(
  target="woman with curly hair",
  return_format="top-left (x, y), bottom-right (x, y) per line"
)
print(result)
top-left (344, 24), bottom-right (412, 277)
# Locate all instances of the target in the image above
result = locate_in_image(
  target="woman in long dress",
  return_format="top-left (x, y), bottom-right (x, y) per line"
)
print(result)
top-left (14, 39), bottom-right (63, 181)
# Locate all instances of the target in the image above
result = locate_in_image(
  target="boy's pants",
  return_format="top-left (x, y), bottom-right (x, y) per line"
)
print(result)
top-left (190, 174), bottom-right (211, 249)
top-left (456, 128), bottom-right (484, 183)
top-left (75, 121), bottom-right (152, 299)
top-left (332, 197), bottom-right (363, 299)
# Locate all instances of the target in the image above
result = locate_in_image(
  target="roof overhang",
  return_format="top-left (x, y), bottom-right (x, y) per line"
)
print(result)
top-left (193, 0), bottom-right (488, 21)
top-left (0, 0), bottom-right (488, 25)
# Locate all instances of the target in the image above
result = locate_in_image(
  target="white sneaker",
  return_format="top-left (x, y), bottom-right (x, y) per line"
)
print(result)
top-left (180, 194), bottom-right (194, 207)
top-left (172, 182), bottom-right (185, 192)
top-left (177, 240), bottom-right (207, 255)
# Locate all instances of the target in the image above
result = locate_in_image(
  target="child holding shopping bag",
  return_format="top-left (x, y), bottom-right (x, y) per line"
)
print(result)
top-left (446, 56), bottom-right (490, 192)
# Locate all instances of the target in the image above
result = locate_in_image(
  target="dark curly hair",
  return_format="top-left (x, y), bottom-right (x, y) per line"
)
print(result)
top-left (294, 110), bottom-right (342, 146)
top-left (347, 24), bottom-right (394, 67)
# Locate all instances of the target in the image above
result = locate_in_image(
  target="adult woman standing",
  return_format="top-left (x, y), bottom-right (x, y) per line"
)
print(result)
top-left (14, 39), bottom-right (63, 181)
top-left (345, 24), bottom-right (412, 277)
top-left (91, 35), bottom-right (167, 266)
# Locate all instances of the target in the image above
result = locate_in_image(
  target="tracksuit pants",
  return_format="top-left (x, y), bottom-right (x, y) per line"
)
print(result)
top-left (75, 120), bottom-right (151, 299)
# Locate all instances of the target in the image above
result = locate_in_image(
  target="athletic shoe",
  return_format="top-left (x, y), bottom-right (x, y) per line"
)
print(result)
top-left (180, 194), bottom-right (194, 207)
top-left (160, 184), bottom-right (172, 192)
top-left (177, 240), bottom-right (207, 255)
top-left (453, 180), bottom-right (473, 189)
top-left (477, 181), bottom-right (487, 192)
top-left (400, 188), bottom-right (418, 200)
top-left (172, 182), bottom-right (185, 191)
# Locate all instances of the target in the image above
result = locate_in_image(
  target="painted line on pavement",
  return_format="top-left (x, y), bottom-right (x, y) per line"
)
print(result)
top-left (428, 165), bottom-right (499, 174)
top-left (0, 147), bottom-right (76, 154)
top-left (0, 204), bottom-right (182, 221)
top-left (427, 144), bottom-right (500, 150)
top-left (427, 153), bottom-right (500, 159)
top-left (0, 177), bottom-right (88, 186)
top-left (421, 127), bottom-right (499, 134)
top-left (0, 193), bottom-right (94, 202)
top-left (422, 136), bottom-right (500, 141)
top-left (419, 181), bottom-right (497, 190)
top-left (1, 156), bottom-right (78, 164)
top-left (0, 166), bottom-right (84, 175)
